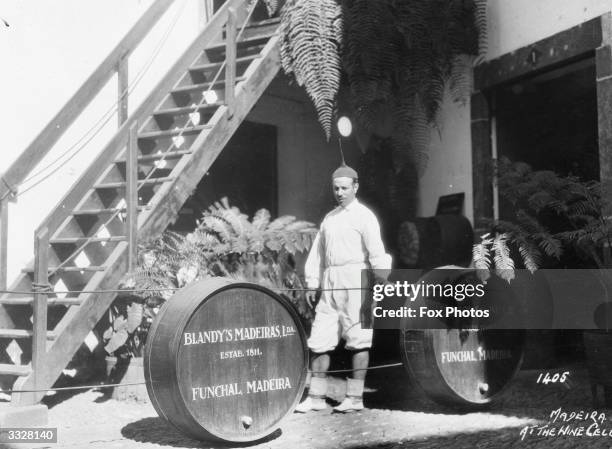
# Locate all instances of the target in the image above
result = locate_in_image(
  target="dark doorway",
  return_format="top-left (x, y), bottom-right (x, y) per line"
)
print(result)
top-left (171, 121), bottom-right (278, 232)
top-left (494, 60), bottom-right (599, 366)
top-left (495, 58), bottom-right (599, 182)
top-left (495, 58), bottom-right (600, 230)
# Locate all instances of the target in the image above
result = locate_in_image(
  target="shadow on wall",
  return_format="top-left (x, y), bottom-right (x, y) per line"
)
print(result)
top-left (358, 135), bottom-right (419, 259)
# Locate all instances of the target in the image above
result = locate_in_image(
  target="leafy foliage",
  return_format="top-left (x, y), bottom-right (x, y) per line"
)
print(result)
top-left (276, 0), bottom-right (486, 160)
top-left (101, 298), bottom-right (161, 358)
top-left (105, 199), bottom-right (318, 357)
top-left (473, 158), bottom-right (612, 281)
top-left (279, 0), bottom-right (343, 139)
top-left (342, 0), bottom-right (486, 170)
top-left (261, 0), bottom-right (280, 16)
top-left (124, 198), bottom-right (318, 327)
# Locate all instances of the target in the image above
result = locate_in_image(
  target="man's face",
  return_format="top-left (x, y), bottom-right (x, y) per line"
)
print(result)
top-left (333, 177), bottom-right (358, 207)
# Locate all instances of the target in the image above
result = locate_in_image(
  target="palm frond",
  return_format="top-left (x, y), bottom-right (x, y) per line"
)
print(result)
top-left (252, 208), bottom-right (271, 231)
top-left (279, 0), bottom-right (342, 139)
top-left (517, 240), bottom-right (541, 273)
top-left (472, 233), bottom-right (492, 270)
top-left (536, 233), bottom-right (563, 259)
top-left (492, 233), bottom-right (515, 282)
top-left (473, 0), bottom-right (488, 61)
top-left (261, 0), bottom-right (280, 16)
top-left (492, 233), bottom-right (514, 270)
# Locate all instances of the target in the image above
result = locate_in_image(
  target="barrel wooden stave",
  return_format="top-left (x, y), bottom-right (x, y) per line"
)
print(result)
top-left (144, 278), bottom-right (308, 442)
top-left (398, 215), bottom-right (473, 269)
top-left (399, 268), bottom-right (525, 406)
top-left (401, 329), bottom-right (524, 406)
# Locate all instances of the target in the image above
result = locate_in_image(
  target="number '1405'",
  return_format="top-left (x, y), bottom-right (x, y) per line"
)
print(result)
top-left (536, 371), bottom-right (569, 384)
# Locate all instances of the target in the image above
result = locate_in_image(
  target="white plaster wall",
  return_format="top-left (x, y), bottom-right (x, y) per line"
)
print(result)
top-left (0, 0), bottom-right (204, 284)
top-left (246, 78), bottom-right (363, 271)
top-left (418, 96), bottom-right (473, 220)
top-left (486, 0), bottom-right (612, 60)
top-left (247, 78), bottom-right (362, 225)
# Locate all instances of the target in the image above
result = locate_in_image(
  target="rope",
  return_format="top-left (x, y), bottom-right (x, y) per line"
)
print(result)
top-left (311, 363), bottom-right (403, 374)
top-left (30, 283), bottom-right (53, 294)
top-left (0, 363), bottom-right (404, 393)
top-left (0, 286), bottom-right (371, 295)
top-left (1, 381), bottom-right (147, 394)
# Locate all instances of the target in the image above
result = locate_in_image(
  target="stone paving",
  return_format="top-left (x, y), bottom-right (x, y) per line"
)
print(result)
top-left (2, 363), bottom-right (611, 449)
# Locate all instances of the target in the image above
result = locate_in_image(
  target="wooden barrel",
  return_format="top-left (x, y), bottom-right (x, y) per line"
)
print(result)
top-left (399, 268), bottom-right (525, 406)
top-left (144, 278), bottom-right (308, 442)
top-left (398, 215), bottom-right (473, 269)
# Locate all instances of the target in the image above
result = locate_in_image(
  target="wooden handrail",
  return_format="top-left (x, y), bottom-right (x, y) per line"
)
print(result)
top-left (225, 7), bottom-right (237, 117)
top-left (0, 0), bottom-right (174, 201)
top-left (0, 198), bottom-right (7, 291)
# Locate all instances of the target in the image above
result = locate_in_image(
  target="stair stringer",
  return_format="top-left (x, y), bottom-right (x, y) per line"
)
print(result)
top-left (11, 34), bottom-right (281, 406)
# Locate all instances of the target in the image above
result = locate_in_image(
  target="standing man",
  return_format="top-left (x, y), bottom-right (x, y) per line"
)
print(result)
top-left (295, 163), bottom-right (391, 413)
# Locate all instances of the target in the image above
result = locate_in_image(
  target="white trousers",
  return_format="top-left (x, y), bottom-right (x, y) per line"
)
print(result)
top-left (307, 264), bottom-right (372, 353)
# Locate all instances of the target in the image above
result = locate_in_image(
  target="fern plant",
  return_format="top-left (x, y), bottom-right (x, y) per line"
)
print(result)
top-left (348, 0), bottom-right (485, 171)
top-left (275, 0), bottom-right (486, 159)
top-left (279, 0), bottom-right (342, 139)
top-left (123, 198), bottom-right (318, 327)
top-left (473, 158), bottom-right (612, 282)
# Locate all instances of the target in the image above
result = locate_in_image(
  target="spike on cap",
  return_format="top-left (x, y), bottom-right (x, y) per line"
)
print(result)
top-left (333, 137), bottom-right (358, 179)
top-left (332, 163), bottom-right (358, 180)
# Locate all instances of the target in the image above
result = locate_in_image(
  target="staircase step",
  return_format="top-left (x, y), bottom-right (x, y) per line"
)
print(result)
top-left (171, 77), bottom-right (245, 95)
top-left (189, 55), bottom-right (259, 73)
top-left (0, 296), bottom-right (82, 306)
top-left (0, 329), bottom-right (56, 340)
top-left (0, 363), bottom-right (32, 376)
top-left (138, 126), bottom-right (211, 140)
top-left (50, 236), bottom-right (127, 245)
top-left (95, 176), bottom-right (174, 189)
top-left (205, 34), bottom-right (274, 52)
top-left (247, 17), bottom-right (281, 27)
top-left (115, 151), bottom-right (192, 164)
top-left (138, 125), bottom-right (211, 140)
top-left (154, 104), bottom-right (223, 117)
top-left (72, 207), bottom-right (148, 216)
top-left (22, 266), bottom-right (106, 274)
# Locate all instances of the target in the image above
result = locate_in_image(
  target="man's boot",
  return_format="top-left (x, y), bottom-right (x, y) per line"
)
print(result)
top-left (295, 377), bottom-right (328, 413)
top-left (333, 378), bottom-right (365, 413)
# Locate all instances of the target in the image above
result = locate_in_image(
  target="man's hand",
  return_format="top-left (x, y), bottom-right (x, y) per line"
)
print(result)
top-left (305, 290), bottom-right (318, 309)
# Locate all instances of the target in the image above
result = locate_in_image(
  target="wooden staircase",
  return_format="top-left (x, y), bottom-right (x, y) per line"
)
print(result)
top-left (0, 0), bottom-right (281, 408)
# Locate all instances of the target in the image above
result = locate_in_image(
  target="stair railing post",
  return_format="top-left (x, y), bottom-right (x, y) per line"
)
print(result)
top-left (32, 227), bottom-right (49, 402)
top-left (0, 196), bottom-right (8, 292)
top-left (117, 54), bottom-right (129, 126)
top-left (225, 7), bottom-right (237, 118)
top-left (126, 123), bottom-right (139, 273)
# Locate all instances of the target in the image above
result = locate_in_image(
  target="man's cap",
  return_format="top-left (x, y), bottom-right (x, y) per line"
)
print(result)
top-left (332, 163), bottom-right (358, 180)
